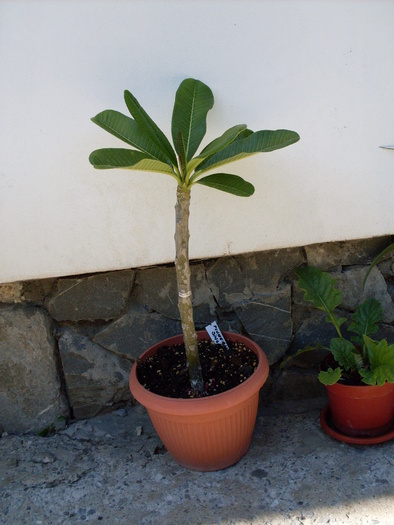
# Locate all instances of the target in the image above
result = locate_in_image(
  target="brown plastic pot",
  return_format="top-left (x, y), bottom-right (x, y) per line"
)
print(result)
top-left (129, 330), bottom-right (269, 471)
top-left (325, 381), bottom-right (394, 437)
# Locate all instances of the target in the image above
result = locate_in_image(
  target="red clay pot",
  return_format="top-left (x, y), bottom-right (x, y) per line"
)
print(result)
top-left (129, 331), bottom-right (269, 471)
top-left (325, 381), bottom-right (394, 437)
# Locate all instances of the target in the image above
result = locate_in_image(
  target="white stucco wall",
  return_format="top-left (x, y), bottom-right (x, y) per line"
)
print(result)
top-left (1, 0), bottom-right (393, 284)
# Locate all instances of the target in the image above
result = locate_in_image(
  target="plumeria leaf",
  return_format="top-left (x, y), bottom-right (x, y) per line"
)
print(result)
top-left (124, 89), bottom-right (177, 166)
top-left (91, 110), bottom-right (170, 164)
top-left (195, 173), bottom-right (254, 196)
top-left (187, 124), bottom-right (248, 175)
top-left (195, 129), bottom-right (300, 174)
top-left (171, 78), bottom-right (214, 161)
top-left (89, 148), bottom-right (176, 175)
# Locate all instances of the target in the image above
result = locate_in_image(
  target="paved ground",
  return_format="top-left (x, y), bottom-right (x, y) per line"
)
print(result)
top-left (0, 399), bottom-right (393, 525)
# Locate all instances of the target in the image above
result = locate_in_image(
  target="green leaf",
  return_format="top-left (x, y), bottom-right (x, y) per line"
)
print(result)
top-left (195, 129), bottom-right (300, 174)
top-left (295, 266), bottom-right (344, 336)
top-left (124, 89), bottom-right (177, 167)
top-left (198, 124), bottom-right (248, 158)
top-left (91, 110), bottom-right (171, 164)
top-left (171, 78), bottom-right (214, 162)
top-left (329, 338), bottom-right (361, 372)
top-left (348, 298), bottom-right (383, 346)
top-left (318, 367), bottom-right (342, 385)
top-left (176, 130), bottom-right (187, 177)
top-left (195, 173), bottom-right (255, 196)
top-left (89, 148), bottom-right (176, 175)
top-left (187, 124), bottom-right (248, 175)
top-left (360, 336), bottom-right (394, 385)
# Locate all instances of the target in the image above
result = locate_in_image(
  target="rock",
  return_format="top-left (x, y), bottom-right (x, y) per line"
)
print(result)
top-left (58, 329), bottom-right (132, 419)
top-left (206, 256), bottom-right (247, 308)
top-left (136, 263), bottom-right (216, 323)
top-left (237, 247), bottom-right (304, 292)
top-left (234, 284), bottom-right (292, 364)
top-left (0, 305), bottom-right (69, 433)
top-left (335, 266), bottom-right (394, 323)
top-left (286, 311), bottom-right (337, 368)
top-left (22, 278), bottom-right (56, 304)
top-left (93, 309), bottom-right (182, 361)
top-left (45, 270), bottom-right (135, 322)
top-left (305, 237), bottom-right (392, 270)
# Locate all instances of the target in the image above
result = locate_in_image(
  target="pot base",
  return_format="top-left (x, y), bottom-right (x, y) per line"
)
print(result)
top-left (320, 405), bottom-right (394, 445)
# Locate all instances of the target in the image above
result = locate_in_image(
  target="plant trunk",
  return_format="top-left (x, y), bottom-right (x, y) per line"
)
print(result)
top-left (174, 186), bottom-right (204, 392)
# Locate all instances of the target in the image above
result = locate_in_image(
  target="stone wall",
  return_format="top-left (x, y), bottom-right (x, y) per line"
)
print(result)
top-left (1, 236), bottom-right (393, 434)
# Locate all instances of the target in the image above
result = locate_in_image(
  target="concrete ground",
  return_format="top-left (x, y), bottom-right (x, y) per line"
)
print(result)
top-left (0, 399), bottom-right (393, 525)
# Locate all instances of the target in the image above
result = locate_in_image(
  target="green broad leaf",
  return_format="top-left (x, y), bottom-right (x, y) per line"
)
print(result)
top-left (195, 173), bottom-right (255, 196)
top-left (198, 124), bottom-right (248, 158)
top-left (124, 89), bottom-right (177, 167)
top-left (280, 343), bottom-right (326, 369)
top-left (171, 78), bottom-right (214, 162)
top-left (195, 129), bottom-right (300, 174)
top-left (318, 367), bottom-right (342, 385)
top-left (91, 110), bottom-right (171, 164)
top-left (295, 266), bottom-right (344, 334)
top-left (329, 338), bottom-right (360, 372)
top-left (89, 148), bottom-right (176, 175)
top-left (187, 124), bottom-right (248, 175)
top-left (348, 298), bottom-right (383, 346)
top-left (176, 130), bottom-right (187, 177)
top-left (360, 336), bottom-right (394, 385)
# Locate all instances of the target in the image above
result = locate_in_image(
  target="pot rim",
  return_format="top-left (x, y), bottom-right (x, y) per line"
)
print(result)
top-left (326, 380), bottom-right (394, 398)
top-left (129, 330), bottom-right (269, 416)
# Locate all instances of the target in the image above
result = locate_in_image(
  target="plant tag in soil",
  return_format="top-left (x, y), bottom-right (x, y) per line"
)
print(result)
top-left (205, 321), bottom-right (229, 350)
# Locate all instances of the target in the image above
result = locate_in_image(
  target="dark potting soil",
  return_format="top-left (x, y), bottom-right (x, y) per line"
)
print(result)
top-left (136, 339), bottom-right (258, 399)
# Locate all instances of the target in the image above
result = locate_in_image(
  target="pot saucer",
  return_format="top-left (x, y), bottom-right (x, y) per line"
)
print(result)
top-left (320, 404), bottom-right (394, 445)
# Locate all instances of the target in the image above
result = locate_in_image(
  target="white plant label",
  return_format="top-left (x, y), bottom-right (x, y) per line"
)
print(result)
top-left (205, 321), bottom-right (229, 350)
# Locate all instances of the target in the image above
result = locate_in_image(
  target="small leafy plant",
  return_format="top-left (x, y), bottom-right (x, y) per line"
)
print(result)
top-left (290, 266), bottom-right (394, 386)
top-left (89, 78), bottom-right (299, 393)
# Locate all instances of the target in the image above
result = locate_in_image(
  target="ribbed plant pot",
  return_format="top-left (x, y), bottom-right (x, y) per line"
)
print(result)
top-left (129, 330), bottom-right (269, 471)
top-left (325, 381), bottom-right (394, 437)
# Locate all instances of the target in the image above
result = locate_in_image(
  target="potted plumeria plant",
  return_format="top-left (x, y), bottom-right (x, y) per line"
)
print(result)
top-left (89, 78), bottom-right (299, 470)
top-left (286, 266), bottom-right (394, 442)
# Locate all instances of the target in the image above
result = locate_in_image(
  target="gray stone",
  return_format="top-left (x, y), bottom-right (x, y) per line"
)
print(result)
top-left (22, 278), bottom-right (56, 304)
top-left (235, 284), bottom-right (292, 364)
top-left (45, 270), bottom-right (135, 322)
top-left (0, 305), bottom-right (69, 433)
top-left (93, 309), bottom-right (182, 360)
top-left (58, 329), bottom-right (132, 419)
top-left (136, 263), bottom-right (216, 323)
top-left (305, 237), bottom-right (392, 270)
top-left (206, 256), bottom-right (248, 307)
top-left (237, 247), bottom-right (304, 292)
top-left (334, 266), bottom-right (394, 323)
top-left (286, 311), bottom-right (338, 368)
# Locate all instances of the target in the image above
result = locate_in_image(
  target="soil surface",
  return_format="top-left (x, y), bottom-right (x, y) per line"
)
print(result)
top-left (137, 339), bottom-right (258, 398)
